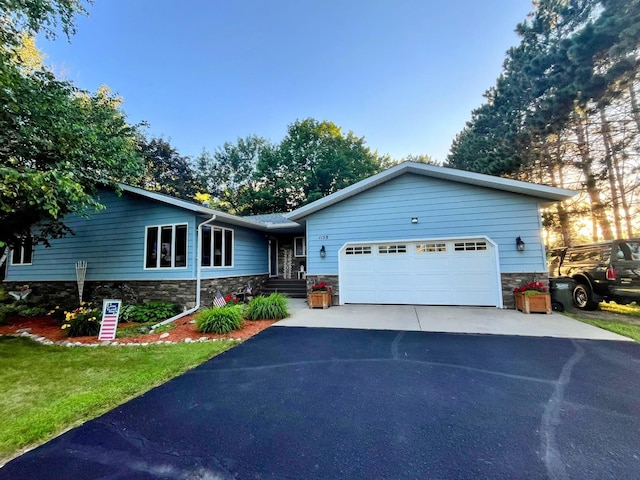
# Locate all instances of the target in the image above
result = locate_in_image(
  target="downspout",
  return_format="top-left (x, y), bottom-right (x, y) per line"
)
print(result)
top-left (151, 214), bottom-right (217, 331)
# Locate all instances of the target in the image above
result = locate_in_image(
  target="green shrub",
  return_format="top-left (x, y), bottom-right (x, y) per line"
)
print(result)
top-left (196, 304), bottom-right (244, 334)
top-left (244, 293), bottom-right (289, 320)
top-left (61, 304), bottom-right (102, 337)
top-left (0, 302), bottom-right (48, 324)
top-left (122, 301), bottom-right (178, 323)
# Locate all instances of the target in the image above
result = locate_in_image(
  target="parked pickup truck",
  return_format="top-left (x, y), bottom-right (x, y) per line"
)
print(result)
top-left (548, 239), bottom-right (640, 310)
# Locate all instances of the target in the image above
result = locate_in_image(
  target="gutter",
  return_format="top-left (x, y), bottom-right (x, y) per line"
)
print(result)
top-left (151, 214), bottom-right (217, 331)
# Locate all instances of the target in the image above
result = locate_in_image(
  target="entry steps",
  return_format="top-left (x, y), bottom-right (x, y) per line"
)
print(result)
top-left (261, 279), bottom-right (307, 298)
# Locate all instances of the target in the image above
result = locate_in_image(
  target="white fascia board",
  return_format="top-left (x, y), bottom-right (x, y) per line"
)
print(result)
top-left (118, 184), bottom-right (269, 230)
top-left (286, 162), bottom-right (577, 221)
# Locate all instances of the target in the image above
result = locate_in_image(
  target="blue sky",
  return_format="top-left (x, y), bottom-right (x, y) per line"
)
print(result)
top-left (39, 0), bottom-right (533, 163)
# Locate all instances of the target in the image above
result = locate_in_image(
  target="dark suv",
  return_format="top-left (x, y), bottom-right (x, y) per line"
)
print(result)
top-left (548, 239), bottom-right (640, 310)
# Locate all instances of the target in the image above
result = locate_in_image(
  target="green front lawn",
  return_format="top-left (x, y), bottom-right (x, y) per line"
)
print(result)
top-left (0, 337), bottom-right (236, 464)
top-left (577, 319), bottom-right (640, 342)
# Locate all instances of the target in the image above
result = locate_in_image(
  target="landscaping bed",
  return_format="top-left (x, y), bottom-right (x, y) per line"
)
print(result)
top-left (0, 314), bottom-right (276, 345)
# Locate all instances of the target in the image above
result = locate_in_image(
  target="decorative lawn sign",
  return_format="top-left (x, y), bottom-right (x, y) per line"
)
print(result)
top-left (98, 299), bottom-right (122, 340)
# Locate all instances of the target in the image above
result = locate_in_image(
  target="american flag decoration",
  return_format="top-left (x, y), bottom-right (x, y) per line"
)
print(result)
top-left (213, 290), bottom-right (227, 308)
top-left (98, 299), bottom-right (121, 340)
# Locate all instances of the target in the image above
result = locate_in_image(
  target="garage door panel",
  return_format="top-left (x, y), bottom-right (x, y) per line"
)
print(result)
top-left (340, 239), bottom-right (500, 306)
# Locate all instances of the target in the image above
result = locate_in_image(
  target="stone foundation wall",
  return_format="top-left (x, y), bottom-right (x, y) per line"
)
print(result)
top-left (3, 274), bottom-right (269, 309)
top-left (501, 272), bottom-right (549, 309)
top-left (306, 275), bottom-right (339, 305)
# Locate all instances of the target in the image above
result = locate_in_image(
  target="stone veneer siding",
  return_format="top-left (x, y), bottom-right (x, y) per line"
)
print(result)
top-left (3, 274), bottom-right (269, 309)
top-left (501, 272), bottom-right (549, 309)
top-left (306, 275), bottom-right (339, 305)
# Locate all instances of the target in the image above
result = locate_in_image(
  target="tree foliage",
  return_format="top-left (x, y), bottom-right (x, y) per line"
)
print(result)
top-left (0, 0), bottom-right (142, 257)
top-left (447, 0), bottom-right (640, 245)
top-left (196, 119), bottom-right (383, 214)
top-left (135, 136), bottom-right (201, 200)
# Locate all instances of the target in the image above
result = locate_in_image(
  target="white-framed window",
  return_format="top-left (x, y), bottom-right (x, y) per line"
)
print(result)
top-left (145, 224), bottom-right (188, 269)
top-left (454, 241), bottom-right (487, 252)
top-left (416, 243), bottom-right (447, 253)
top-left (345, 246), bottom-right (372, 255)
top-left (201, 226), bottom-right (233, 267)
top-left (11, 236), bottom-right (34, 265)
top-left (294, 236), bottom-right (306, 257)
top-left (378, 244), bottom-right (407, 254)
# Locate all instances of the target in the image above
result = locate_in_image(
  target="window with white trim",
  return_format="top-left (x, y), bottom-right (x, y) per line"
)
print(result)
top-left (378, 244), bottom-right (407, 254)
top-left (294, 237), bottom-right (306, 257)
top-left (416, 243), bottom-right (447, 253)
top-left (454, 241), bottom-right (487, 251)
top-left (345, 246), bottom-right (372, 255)
top-left (11, 236), bottom-right (34, 265)
top-left (201, 226), bottom-right (234, 267)
top-left (145, 224), bottom-right (188, 269)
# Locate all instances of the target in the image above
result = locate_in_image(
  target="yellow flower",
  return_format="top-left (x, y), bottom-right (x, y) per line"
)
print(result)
top-left (61, 324), bottom-right (69, 330)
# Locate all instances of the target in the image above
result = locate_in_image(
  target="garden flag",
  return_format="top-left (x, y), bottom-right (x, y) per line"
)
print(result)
top-left (98, 299), bottom-right (121, 340)
top-left (213, 290), bottom-right (227, 308)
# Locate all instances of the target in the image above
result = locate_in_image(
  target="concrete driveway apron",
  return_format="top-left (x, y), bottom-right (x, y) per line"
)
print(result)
top-left (278, 299), bottom-right (630, 341)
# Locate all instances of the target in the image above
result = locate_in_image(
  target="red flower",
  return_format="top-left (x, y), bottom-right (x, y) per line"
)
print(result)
top-left (513, 281), bottom-right (547, 293)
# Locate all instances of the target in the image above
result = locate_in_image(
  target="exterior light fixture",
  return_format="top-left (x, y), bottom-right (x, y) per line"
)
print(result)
top-left (411, 217), bottom-right (419, 224)
top-left (516, 236), bottom-right (525, 252)
top-left (320, 245), bottom-right (326, 258)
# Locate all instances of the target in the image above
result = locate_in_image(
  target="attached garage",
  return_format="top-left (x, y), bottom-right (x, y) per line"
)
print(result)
top-left (339, 238), bottom-right (502, 306)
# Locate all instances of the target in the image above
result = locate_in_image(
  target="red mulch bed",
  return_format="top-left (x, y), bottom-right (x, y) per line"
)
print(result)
top-left (0, 315), bottom-right (276, 345)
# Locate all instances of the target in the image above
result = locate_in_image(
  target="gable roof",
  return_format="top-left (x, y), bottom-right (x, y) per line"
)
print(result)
top-left (286, 161), bottom-right (577, 221)
top-left (117, 184), bottom-right (271, 230)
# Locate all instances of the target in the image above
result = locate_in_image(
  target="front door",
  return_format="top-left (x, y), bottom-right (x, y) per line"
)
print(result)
top-left (269, 239), bottom-right (278, 277)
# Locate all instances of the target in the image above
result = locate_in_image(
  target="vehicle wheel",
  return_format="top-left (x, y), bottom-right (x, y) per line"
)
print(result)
top-left (552, 301), bottom-right (564, 312)
top-left (573, 283), bottom-right (598, 310)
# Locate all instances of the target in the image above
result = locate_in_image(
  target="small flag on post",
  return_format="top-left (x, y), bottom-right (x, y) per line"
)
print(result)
top-left (213, 290), bottom-right (227, 308)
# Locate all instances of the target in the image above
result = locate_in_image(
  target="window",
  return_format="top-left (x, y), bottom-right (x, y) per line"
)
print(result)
top-left (345, 246), bottom-right (372, 255)
top-left (201, 226), bottom-right (233, 267)
top-left (145, 224), bottom-right (187, 269)
top-left (11, 236), bottom-right (33, 265)
top-left (454, 241), bottom-right (487, 252)
top-left (294, 237), bottom-right (306, 257)
top-left (378, 245), bottom-right (407, 254)
top-left (416, 243), bottom-right (447, 253)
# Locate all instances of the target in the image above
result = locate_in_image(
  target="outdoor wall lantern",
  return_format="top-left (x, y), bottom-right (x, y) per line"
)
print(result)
top-left (516, 236), bottom-right (526, 252)
top-left (320, 245), bottom-right (326, 258)
top-left (411, 217), bottom-right (419, 224)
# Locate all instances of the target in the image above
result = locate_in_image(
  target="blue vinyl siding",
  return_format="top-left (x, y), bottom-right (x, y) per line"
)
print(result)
top-left (5, 190), bottom-right (268, 282)
top-left (200, 221), bottom-right (268, 278)
top-left (306, 173), bottom-right (546, 275)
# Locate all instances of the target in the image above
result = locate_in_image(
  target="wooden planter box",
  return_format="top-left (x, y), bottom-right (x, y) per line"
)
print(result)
top-left (308, 291), bottom-right (331, 309)
top-left (514, 291), bottom-right (552, 314)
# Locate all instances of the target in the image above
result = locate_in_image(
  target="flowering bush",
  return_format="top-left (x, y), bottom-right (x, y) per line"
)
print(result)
top-left (61, 302), bottom-right (102, 337)
top-left (224, 294), bottom-right (240, 304)
top-left (514, 281), bottom-right (548, 296)
top-left (311, 281), bottom-right (331, 292)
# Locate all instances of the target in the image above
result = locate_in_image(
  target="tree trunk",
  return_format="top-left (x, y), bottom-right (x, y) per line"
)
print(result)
top-left (628, 82), bottom-right (640, 133)
top-left (574, 117), bottom-right (614, 241)
top-left (545, 140), bottom-right (572, 245)
top-left (598, 107), bottom-right (622, 238)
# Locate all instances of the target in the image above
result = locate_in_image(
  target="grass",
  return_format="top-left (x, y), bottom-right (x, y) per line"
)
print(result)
top-left (599, 301), bottom-right (640, 317)
top-left (567, 301), bottom-right (640, 342)
top-left (0, 337), bottom-right (237, 464)
top-left (577, 319), bottom-right (640, 342)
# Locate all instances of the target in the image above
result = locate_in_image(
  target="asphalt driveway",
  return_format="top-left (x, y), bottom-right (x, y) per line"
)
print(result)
top-left (3, 326), bottom-right (640, 479)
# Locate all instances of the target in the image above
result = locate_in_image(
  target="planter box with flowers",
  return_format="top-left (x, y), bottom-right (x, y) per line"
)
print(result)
top-left (308, 281), bottom-right (332, 309)
top-left (513, 281), bottom-right (552, 314)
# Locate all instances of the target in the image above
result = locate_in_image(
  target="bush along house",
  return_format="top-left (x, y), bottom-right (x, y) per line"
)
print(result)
top-left (3, 162), bottom-right (575, 309)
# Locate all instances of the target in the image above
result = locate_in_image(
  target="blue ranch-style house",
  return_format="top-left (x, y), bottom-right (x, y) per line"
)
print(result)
top-left (4, 162), bottom-right (575, 309)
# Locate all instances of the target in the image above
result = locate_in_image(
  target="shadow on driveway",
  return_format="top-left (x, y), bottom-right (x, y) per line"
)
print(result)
top-left (2, 327), bottom-right (639, 479)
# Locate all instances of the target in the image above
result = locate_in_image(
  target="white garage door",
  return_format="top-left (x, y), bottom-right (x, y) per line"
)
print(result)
top-left (339, 239), bottom-right (500, 306)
